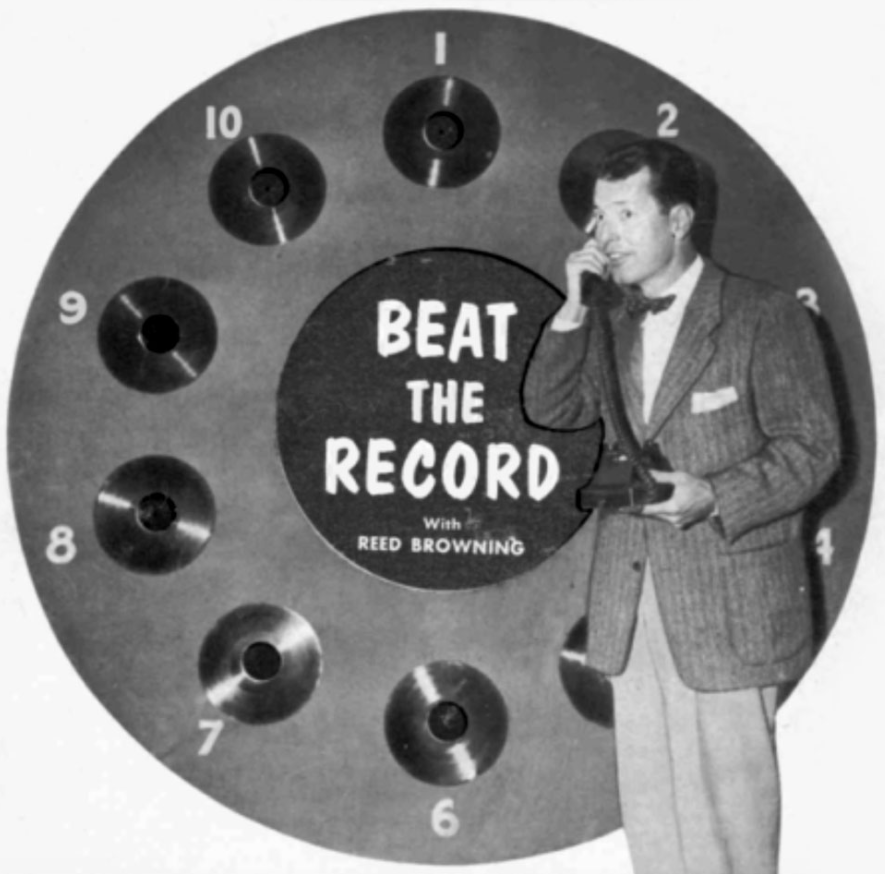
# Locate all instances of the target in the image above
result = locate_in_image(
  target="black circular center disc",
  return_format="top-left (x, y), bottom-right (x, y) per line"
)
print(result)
top-left (428, 701), bottom-right (469, 741)
top-left (140, 314), bottom-right (181, 354)
top-left (249, 168), bottom-right (290, 207)
top-left (276, 248), bottom-right (600, 590)
top-left (242, 641), bottom-right (283, 681)
top-left (137, 492), bottom-right (178, 532)
top-left (424, 112), bottom-right (465, 151)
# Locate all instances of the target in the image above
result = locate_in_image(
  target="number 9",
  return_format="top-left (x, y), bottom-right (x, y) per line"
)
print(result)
top-left (59, 291), bottom-right (88, 325)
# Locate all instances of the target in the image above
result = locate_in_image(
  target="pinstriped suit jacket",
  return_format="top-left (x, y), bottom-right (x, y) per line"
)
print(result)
top-left (523, 261), bottom-right (840, 690)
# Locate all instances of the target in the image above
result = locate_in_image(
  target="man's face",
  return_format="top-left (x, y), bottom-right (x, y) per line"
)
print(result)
top-left (592, 167), bottom-right (682, 296)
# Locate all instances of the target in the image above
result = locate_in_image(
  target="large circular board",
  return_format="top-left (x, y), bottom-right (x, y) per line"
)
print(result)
top-left (2, 4), bottom-right (883, 874)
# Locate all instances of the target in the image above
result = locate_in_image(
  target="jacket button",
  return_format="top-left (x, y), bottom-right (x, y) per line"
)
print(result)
top-left (631, 560), bottom-right (643, 572)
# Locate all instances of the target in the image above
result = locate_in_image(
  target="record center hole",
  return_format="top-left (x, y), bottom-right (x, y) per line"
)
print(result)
top-left (423, 111), bottom-right (465, 151)
top-left (242, 642), bottom-right (283, 681)
top-left (427, 700), bottom-right (469, 742)
top-left (249, 167), bottom-right (290, 207)
top-left (136, 493), bottom-right (177, 532)
top-left (140, 314), bottom-right (181, 354)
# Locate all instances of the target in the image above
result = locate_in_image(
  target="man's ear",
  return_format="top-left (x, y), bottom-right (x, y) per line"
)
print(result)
top-left (669, 203), bottom-right (695, 241)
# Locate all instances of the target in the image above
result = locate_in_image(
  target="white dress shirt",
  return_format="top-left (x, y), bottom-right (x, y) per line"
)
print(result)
top-left (552, 255), bottom-right (704, 423)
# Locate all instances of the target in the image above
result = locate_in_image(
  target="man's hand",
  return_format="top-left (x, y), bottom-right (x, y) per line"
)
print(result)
top-left (640, 470), bottom-right (716, 530)
top-left (560, 225), bottom-right (609, 323)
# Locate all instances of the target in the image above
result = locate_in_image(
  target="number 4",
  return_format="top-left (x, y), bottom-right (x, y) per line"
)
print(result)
top-left (815, 528), bottom-right (834, 566)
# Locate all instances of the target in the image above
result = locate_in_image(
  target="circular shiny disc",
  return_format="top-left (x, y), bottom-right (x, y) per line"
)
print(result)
top-left (97, 277), bottom-right (217, 393)
top-left (209, 133), bottom-right (326, 245)
top-left (383, 76), bottom-right (501, 187)
top-left (560, 616), bottom-right (614, 728)
top-left (199, 604), bottom-right (322, 725)
top-left (93, 455), bottom-right (215, 574)
top-left (384, 660), bottom-right (508, 786)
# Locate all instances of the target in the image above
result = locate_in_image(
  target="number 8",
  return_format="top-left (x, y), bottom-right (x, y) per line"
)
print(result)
top-left (46, 526), bottom-right (77, 564)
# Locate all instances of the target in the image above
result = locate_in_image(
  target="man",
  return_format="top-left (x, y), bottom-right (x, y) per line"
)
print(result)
top-left (522, 139), bottom-right (840, 874)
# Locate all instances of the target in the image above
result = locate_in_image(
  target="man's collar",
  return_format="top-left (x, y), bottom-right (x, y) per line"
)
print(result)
top-left (661, 254), bottom-right (703, 302)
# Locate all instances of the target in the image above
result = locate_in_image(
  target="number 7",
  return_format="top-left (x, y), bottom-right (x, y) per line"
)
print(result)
top-left (198, 719), bottom-right (224, 756)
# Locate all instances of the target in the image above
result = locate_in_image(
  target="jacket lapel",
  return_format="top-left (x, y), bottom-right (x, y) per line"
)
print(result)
top-left (645, 261), bottom-right (724, 441)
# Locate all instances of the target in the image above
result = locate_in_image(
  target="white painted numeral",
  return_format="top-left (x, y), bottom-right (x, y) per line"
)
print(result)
top-left (431, 797), bottom-right (460, 838)
top-left (657, 102), bottom-right (679, 138)
top-left (796, 287), bottom-right (821, 315)
top-left (46, 525), bottom-right (77, 564)
top-left (435, 32), bottom-right (447, 65)
top-left (198, 719), bottom-right (225, 756)
top-left (59, 291), bottom-right (88, 325)
top-left (206, 105), bottom-right (243, 140)
top-left (815, 528), bottom-right (834, 566)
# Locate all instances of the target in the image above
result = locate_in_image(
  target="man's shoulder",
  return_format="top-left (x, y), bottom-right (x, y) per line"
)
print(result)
top-left (708, 261), bottom-right (804, 321)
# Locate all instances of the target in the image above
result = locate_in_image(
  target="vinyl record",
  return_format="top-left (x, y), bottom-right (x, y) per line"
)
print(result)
top-left (199, 603), bottom-right (322, 725)
top-left (384, 660), bottom-right (508, 786)
top-left (93, 455), bottom-right (215, 574)
top-left (383, 76), bottom-right (500, 188)
top-left (209, 133), bottom-right (326, 245)
top-left (97, 277), bottom-right (217, 393)
top-left (560, 616), bottom-right (614, 728)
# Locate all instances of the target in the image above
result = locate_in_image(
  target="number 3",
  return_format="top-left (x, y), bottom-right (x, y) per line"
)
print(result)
top-left (796, 287), bottom-right (821, 315)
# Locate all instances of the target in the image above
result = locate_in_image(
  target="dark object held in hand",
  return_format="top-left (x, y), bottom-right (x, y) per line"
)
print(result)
top-left (576, 272), bottom-right (675, 512)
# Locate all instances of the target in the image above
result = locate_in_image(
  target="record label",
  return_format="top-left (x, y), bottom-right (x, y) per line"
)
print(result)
top-left (277, 248), bottom-right (601, 589)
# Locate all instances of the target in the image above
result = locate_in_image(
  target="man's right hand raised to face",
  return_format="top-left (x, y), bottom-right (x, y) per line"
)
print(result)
top-left (561, 218), bottom-right (609, 323)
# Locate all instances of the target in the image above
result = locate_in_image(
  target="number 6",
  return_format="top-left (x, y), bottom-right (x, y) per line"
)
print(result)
top-left (431, 797), bottom-right (460, 838)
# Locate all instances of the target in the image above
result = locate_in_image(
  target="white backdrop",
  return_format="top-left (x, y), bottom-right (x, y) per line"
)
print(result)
top-left (2, 2), bottom-right (882, 872)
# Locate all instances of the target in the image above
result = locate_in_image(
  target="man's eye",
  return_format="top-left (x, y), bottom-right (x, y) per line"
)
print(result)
top-left (620, 210), bottom-right (633, 220)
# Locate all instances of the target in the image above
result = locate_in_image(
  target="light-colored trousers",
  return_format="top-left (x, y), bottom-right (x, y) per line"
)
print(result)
top-left (610, 564), bottom-right (780, 874)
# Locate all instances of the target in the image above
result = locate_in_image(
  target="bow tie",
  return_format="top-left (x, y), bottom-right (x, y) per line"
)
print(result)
top-left (624, 291), bottom-right (676, 318)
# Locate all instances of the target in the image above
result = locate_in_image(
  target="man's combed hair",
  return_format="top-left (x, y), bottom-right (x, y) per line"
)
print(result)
top-left (598, 139), bottom-right (699, 213)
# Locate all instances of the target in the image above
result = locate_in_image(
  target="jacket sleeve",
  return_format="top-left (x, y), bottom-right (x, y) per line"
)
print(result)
top-left (707, 292), bottom-right (841, 543)
top-left (521, 313), bottom-right (602, 431)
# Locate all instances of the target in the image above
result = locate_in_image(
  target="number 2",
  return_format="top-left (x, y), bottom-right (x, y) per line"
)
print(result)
top-left (657, 102), bottom-right (679, 138)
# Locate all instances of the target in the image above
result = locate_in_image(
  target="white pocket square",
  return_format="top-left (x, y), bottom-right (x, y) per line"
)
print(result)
top-left (692, 386), bottom-right (738, 413)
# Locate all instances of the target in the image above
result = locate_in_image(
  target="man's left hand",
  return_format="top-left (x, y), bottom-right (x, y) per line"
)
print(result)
top-left (640, 470), bottom-right (716, 530)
